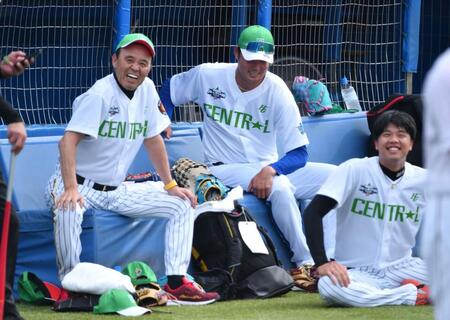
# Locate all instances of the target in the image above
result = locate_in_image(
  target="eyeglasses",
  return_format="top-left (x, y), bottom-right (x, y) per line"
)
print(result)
top-left (244, 41), bottom-right (274, 54)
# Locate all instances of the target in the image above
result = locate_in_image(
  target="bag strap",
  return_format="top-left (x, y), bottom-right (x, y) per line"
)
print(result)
top-left (233, 203), bottom-right (281, 267)
top-left (367, 95), bottom-right (405, 117)
top-left (217, 213), bottom-right (243, 280)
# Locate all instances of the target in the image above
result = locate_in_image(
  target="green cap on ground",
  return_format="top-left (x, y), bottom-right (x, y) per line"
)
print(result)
top-left (122, 261), bottom-right (158, 286)
top-left (18, 272), bottom-right (46, 303)
top-left (94, 288), bottom-right (150, 316)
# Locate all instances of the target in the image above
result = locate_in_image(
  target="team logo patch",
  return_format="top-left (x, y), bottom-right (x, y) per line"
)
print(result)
top-left (108, 105), bottom-right (119, 116)
top-left (259, 104), bottom-right (268, 113)
top-left (207, 87), bottom-right (226, 100)
top-left (158, 100), bottom-right (168, 115)
top-left (134, 267), bottom-right (142, 276)
top-left (359, 183), bottom-right (378, 196)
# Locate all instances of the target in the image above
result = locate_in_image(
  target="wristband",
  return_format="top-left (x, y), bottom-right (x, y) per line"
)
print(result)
top-left (164, 179), bottom-right (178, 191)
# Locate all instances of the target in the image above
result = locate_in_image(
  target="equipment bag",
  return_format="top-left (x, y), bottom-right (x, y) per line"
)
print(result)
top-left (366, 94), bottom-right (423, 167)
top-left (191, 203), bottom-right (293, 300)
top-left (291, 76), bottom-right (333, 115)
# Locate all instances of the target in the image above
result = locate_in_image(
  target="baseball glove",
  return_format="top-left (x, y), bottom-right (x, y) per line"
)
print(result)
top-left (135, 283), bottom-right (169, 308)
top-left (195, 174), bottom-right (229, 204)
top-left (171, 157), bottom-right (212, 193)
top-left (290, 265), bottom-right (319, 293)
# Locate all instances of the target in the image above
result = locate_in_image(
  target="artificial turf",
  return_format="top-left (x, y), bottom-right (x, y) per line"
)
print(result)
top-left (17, 291), bottom-right (433, 320)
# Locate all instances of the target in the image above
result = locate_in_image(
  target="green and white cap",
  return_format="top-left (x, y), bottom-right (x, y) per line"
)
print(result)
top-left (94, 288), bottom-right (151, 316)
top-left (115, 33), bottom-right (155, 57)
top-left (122, 261), bottom-right (157, 286)
top-left (237, 25), bottom-right (274, 63)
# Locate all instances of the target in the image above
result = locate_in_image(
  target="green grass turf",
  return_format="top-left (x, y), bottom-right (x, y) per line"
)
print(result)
top-left (17, 291), bottom-right (433, 320)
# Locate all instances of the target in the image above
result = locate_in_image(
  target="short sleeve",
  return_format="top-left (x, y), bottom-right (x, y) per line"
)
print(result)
top-left (144, 84), bottom-right (171, 138)
top-left (66, 93), bottom-right (104, 138)
top-left (170, 65), bottom-right (202, 105)
top-left (274, 83), bottom-right (309, 154)
top-left (318, 159), bottom-right (356, 206)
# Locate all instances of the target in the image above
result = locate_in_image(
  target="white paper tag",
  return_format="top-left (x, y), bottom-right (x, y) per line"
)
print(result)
top-left (238, 221), bottom-right (269, 255)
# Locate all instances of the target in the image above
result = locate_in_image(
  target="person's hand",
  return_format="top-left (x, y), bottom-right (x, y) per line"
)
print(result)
top-left (0, 51), bottom-right (33, 79)
top-left (316, 261), bottom-right (351, 287)
top-left (55, 187), bottom-right (85, 211)
top-left (247, 166), bottom-right (276, 199)
top-left (7, 122), bottom-right (27, 154)
top-left (167, 186), bottom-right (197, 208)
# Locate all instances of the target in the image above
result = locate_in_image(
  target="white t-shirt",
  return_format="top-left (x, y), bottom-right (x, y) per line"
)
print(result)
top-left (170, 63), bottom-right (309, 165)
top-left (318, 157), bottom-right (426, 268)
top-left (423, 48), bottom-right (450, 194)
top-left (66, 74), bottom-right (170, 186)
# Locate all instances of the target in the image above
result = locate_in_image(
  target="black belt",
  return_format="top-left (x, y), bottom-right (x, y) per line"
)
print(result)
top-left (76, 174), bottom-right (118, 192)
top-left (212, 162), bottom-right (224, 166)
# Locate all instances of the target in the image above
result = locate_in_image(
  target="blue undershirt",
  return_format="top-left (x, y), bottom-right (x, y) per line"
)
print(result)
top-left (270, 146), bottom-right (308, 175)
top-left (160, 78), bottom-right (176, 119)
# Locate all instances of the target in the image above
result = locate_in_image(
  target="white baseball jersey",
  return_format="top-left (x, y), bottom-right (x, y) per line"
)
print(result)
top-left (422, 48), bottom-right (450, 320)
top-left (48, 73), bottom-right (194, 281)
top-left (170, 63), bottom-right (309, 165)
top-left (67, 73), bottom-right (170, 186)
top-left (318, 156), bottom-right (426, 269)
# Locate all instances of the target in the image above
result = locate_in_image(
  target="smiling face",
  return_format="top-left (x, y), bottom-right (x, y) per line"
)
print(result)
top-left (234, 47), bottom-right (269, 91)
top-left (112, 44), bottom-right (152, 91)
top-left (374, 123), bottom-right (414, 171)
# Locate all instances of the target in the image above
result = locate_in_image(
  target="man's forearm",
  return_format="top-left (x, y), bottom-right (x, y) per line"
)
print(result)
top-left (304, 195), bottom-right (337, 267)
top-left (144, 135), bottom-right (173, 184)
top-left (59, 133), bottom-right (81, 189)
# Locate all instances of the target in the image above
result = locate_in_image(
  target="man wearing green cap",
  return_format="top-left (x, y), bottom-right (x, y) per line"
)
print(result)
top-left (160, 25), bottom-right (337, 291)
top-left (46, 33), bottom-right (219, 305)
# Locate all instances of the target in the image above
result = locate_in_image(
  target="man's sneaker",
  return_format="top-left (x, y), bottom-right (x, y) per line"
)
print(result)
top-left (401, 279), bottom-right (430, 305)
top-left (162, 277), bottom-right (219, 305)
top-left (290, 264), bottom-right (318, 293)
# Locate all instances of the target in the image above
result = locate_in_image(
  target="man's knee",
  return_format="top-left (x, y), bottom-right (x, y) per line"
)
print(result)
top-left (270, 175), bottom-right (296, 198)
top-left (171, 197), bottom-right (193, 217)
top-left (317, 276), bottom-right (338, 303)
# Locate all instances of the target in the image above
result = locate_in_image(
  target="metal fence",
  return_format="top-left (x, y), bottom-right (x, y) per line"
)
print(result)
top-left (0, 0), bottom-right (431, 125)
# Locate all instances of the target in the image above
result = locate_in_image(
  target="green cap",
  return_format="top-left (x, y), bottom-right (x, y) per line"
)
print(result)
top-left (94, 288), bottom-right (150, 316)
top-left (122, 261), bottom-right (157, 286)
top-left (115, 33), bottom-right (155, 56)
top-left (237, 25), bottom-right (274, 63)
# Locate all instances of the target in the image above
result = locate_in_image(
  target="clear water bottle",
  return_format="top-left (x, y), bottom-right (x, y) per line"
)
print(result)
top-left (340, 76), bottom-right (362, 111)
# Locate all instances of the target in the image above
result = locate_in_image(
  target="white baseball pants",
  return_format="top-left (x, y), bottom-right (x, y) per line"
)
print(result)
top-left (318, 257), bottom-right (427, 307)
top-left (47, 169), bottom-right (194, 280)
top-left (209, 161), bottom-right (337, 266)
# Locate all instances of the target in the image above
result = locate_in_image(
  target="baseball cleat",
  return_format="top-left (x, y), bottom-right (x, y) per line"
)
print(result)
top-left (162, 277), bottom-right (219, 305)
top-left (401, 279), bottom-right (430, 305)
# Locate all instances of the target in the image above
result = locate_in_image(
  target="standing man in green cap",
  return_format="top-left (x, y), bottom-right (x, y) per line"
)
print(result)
top-left (160, 25), bottom-right (336, 290)
top-left (46, 33), bottom-right (219, 305)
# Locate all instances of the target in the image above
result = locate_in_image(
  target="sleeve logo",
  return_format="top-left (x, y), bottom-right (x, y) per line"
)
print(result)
top-left (207, 87), bottom-right (226, 100)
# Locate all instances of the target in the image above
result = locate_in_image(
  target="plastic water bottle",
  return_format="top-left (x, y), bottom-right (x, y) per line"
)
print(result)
top-left (340, 76), bottom-right (362, 111)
